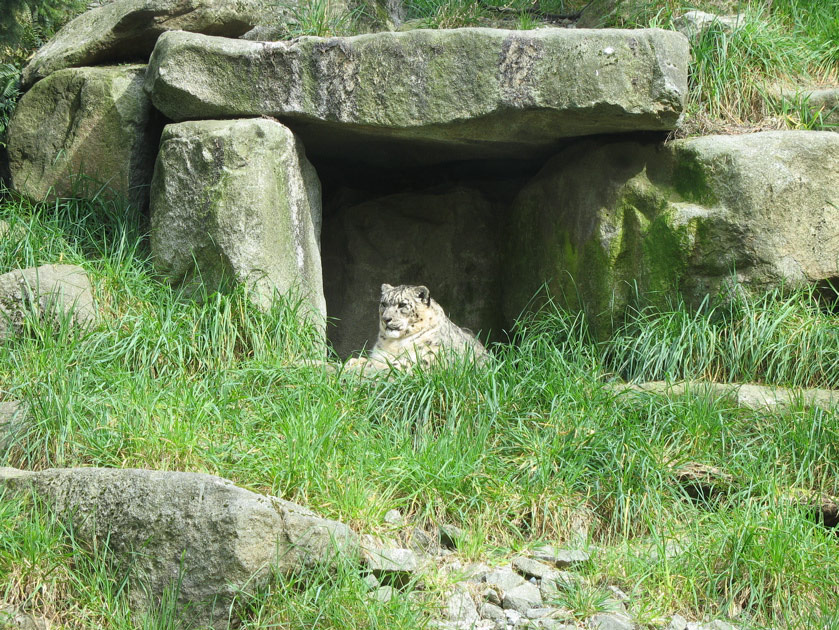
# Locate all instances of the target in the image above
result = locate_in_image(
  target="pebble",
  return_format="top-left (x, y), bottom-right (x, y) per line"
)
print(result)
top-left (445, 587), bottom-right (479, 624)
top-left (485, 567), bottom-right (527, 592)
top-left (512, 556), bottom-right (560, 581)
top-left (370, 586), bottom-right (395, 603)
top-left (587, 613), bottom-right (634, 630)
top-left (502, 582), bottom-right (542, 613)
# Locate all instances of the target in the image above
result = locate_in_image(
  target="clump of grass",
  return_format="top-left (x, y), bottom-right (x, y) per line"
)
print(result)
top-left (616, 500), bottom-right (839, 624)
top-left (604, 288), bottom-right (839, 388)
top-left (685, 4), bottom-right (824, 125)
top-left (548, 579), bottom-right (620, 620)
top-left (403, 0), bottom-right (587, 28)
top-left (285, 0), bottom-right (363, 37)
top-left (770, 0), bottom-right (839, 74)
top-left (232, 556), bottom-right (430, 629)
top-left (609, 0), bottom-right (838, 131)
top-left (0, 492), bottom-right (135, 628)
top-left (405, 0), bottom-right (486, 28)
top-left (773, 90), bottom-right (839, 131)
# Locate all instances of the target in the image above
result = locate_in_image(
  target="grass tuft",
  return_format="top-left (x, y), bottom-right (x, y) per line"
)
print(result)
top-left (605, 289), bottom-right (839, 388)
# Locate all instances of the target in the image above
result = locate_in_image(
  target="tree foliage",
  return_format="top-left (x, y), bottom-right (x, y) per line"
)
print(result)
top-left (0, 0), bottom-right (86, 53)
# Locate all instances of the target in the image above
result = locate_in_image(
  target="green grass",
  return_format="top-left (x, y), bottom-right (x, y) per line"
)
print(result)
top-left (1, 1), bottom-right (838, 624)
top-left (285, 0), bottom-right (365, 37)
top-left (1, 188), bottom-right (838, 628)
top-left (607, 0), bottom-right (839, 131)
top-left (606, 290), bottom-right (839, 388)
top-left (547, 578), bottom-right (621, 619)
top-left (403, 0), bottom-right (587, 29)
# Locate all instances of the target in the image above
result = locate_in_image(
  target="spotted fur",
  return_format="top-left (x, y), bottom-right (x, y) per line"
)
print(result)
top-left (359, 283), bottom-right (488, 369)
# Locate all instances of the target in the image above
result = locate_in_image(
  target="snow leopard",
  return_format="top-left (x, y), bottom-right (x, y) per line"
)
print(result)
top-left (347, 283), bottom-right (488, 371)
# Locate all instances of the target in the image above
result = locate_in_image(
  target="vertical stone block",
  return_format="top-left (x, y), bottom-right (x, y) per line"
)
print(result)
top-left (149, 118), bottom-right (326, 329)
top-left (8, 65), bottom-right (157, 210)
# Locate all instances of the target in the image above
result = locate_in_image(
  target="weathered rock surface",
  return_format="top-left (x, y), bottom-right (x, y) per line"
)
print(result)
top-left (0, 264), bottom-right (97, 340)
top-left (673, 10), bottom-right (743, 39)
top-left (530, 546), bottom-right (590, 568)
top-left (668, 614), bottom-right (689, 630)
top-left (21, 0), bottom-right (266, 88)
top-left (0, 467), bottom-right (358, 629)
top-left (370, 585), bottom-right (396, 602)
top-left (482, 586), bottom-right (501, 606)
top-left (611, 381), bottom-right (839, 412)
top-left (690, 622), bottom-right (737, 630)
top-left (478, 602), bottom-right (506, 623)
top-left (322, 185), bottom-right (502, 356)
top-left (504, 131), bottom-right (839, 337)
top-left (484, 566), bottom-right (527, 593)
top-left (502, 581), bottom-right (543, 612)
top-left (512, 556), bottom-right (560, 581)
top-left (8, 65), bottom-right (157, 210)
top-left (432, 620), bottom-right (495, 630)
top-left (0, 401), bottom-right (27, 425)
top-left (0, 605), bottom-right (50, 630)
top-left (362, 545), bottom-right (419, 574)
top-left (588, 612), bottom-right (635, 630)
top-left (0, 401), bottom-right (29, 451)
top-left (673, 131), bottom-right (839, 298)
top-left (145, 27), bottom-right (688, 163)
top-left (445, 586), bottom-right (480, 624)
top-left (360, 535), bottom-right (419, 585)
top-left (150, 118), bottom-right (325, 324)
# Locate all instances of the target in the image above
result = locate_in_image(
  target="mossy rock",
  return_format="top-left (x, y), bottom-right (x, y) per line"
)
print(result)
top-left (149, 118), bottom-right (326, 330)
top-left (7, 65), bottom-right (157, 210)
top-left (20, 0), bottom-right (267, 88)
top-left (505, 131), bottom-right (839, 337)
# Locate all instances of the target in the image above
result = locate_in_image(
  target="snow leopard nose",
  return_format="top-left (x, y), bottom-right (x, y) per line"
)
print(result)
top-left (383, 315), bottom-right (392, 324)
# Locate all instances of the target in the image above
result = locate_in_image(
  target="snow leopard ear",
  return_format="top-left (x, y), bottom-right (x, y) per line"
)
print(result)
top-left (416, 285), bottom-right (430, 305)
top-left (381, 283), bottom-right (393, 294)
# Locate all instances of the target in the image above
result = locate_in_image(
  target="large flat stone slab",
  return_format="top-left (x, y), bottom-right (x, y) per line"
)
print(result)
top-left (21, 0), bottom-right (266, 88)
top-left (610, 381), bottom-right (839, 412)
top-left (145, 27), bottom-right (688, 163)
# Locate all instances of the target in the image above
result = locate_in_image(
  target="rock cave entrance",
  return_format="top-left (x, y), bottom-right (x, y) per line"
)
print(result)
top-left (311, 152), bottom-right (546, 358)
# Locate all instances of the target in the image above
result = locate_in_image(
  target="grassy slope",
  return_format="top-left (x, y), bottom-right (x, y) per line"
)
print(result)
top-left (1, 189), bottom-right (838, 628)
